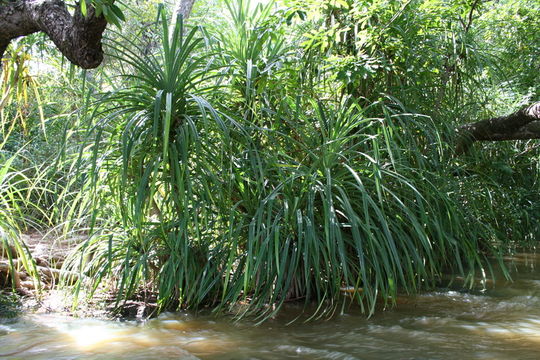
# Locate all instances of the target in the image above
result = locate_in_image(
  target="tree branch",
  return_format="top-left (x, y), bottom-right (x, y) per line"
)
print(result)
top-left (0, 0), bottom-right (109, 69)
top-left (456, 102), bottom-right (540, 154)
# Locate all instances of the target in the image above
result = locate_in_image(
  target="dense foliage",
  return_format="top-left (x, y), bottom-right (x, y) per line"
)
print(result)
top-left (1, 0), bottom-right (539, 319)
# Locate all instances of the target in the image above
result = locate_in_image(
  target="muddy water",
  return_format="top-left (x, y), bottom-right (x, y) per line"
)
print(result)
top-left (2, 253), bottom-right (540, 359)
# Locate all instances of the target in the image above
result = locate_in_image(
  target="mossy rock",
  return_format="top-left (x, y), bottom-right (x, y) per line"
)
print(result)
top-left (0, 291), bottom-right (20, 318)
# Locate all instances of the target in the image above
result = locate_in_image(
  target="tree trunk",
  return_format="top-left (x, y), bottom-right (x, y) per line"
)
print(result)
top-left (168, 0), bottom-right (196, 37)
top-left (456, 102), bottom-right (540, 154)
top-left (0, 0), bottom-right (109, 69)
top-left (172, 0), bottom-right (197, 20)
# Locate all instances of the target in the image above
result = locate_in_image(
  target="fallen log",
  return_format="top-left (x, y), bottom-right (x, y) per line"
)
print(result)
top-left (19, 280), bottom-right (35, 290)
top-left (456, 102), bottom-right (540, 154)
top-left (1, 260), bottom-right (81, 291)
top-left (0, 260), bottom-right (21, 289)
top-left (0, 242), bottom-right (18, 259)
top-left (37, 266), bottom-right (80, 284)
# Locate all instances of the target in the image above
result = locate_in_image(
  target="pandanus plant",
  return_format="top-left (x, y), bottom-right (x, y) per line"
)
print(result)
top-left (65, 3), bottom-right (500, 320)
top-left (64, 7), bottom-right (238, 308)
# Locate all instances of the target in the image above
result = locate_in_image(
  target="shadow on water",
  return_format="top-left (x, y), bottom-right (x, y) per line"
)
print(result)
top-left (2, 253), bottom-right (540, 359)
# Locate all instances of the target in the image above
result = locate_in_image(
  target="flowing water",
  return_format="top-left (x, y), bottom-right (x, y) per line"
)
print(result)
top-left (2, 253), bottom-right (540, 359)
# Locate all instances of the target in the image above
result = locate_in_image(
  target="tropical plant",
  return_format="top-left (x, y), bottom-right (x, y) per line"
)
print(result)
top-left (61, 5), bottom-right (505, 320)
top-left (1, 45), bottom-right (45, 148)
top-left (63, 7), bottom-right (236, 308)
top-left (213, 0), bottom-right (290, 121)
top-left (1, 0), bottom-right (536, 322)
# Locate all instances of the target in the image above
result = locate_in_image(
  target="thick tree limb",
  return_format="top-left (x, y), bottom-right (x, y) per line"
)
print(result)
top-left (456, 102), bottom-right (540, 154)
top-left (0, 0), bottom-right (108, 69)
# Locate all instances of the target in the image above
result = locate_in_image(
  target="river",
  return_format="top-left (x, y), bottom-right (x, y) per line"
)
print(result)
top-left (1, 252), bottom-right (540, 359)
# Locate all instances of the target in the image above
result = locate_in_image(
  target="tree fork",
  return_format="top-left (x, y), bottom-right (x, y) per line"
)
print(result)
top-left (456, 102), bottom-right (540, 154)
top-left (0, 0), bottom-right (109, 69)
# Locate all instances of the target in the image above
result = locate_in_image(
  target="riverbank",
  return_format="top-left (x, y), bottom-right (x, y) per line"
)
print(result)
top-left (0, 231), bottom-right (76, 293)
top-left (0, 231), bottom-right (160, 319)
top-left (0, 230), bottom-right (533, 323)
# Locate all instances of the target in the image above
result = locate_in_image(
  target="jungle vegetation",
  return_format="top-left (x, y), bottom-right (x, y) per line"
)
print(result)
top-left (0, 0), bottom-right (539, 320)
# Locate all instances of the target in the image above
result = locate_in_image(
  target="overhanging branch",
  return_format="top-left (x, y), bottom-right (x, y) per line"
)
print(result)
top-left (456, 102), bottom-right (540, 154)
top-left (0, 0), bottom-right (109, 69)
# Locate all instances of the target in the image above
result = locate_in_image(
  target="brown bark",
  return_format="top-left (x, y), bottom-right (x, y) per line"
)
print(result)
top-left (0, 0), bottom-right (109, 69)
top-left (456, 102), bottom-right (540, 154)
